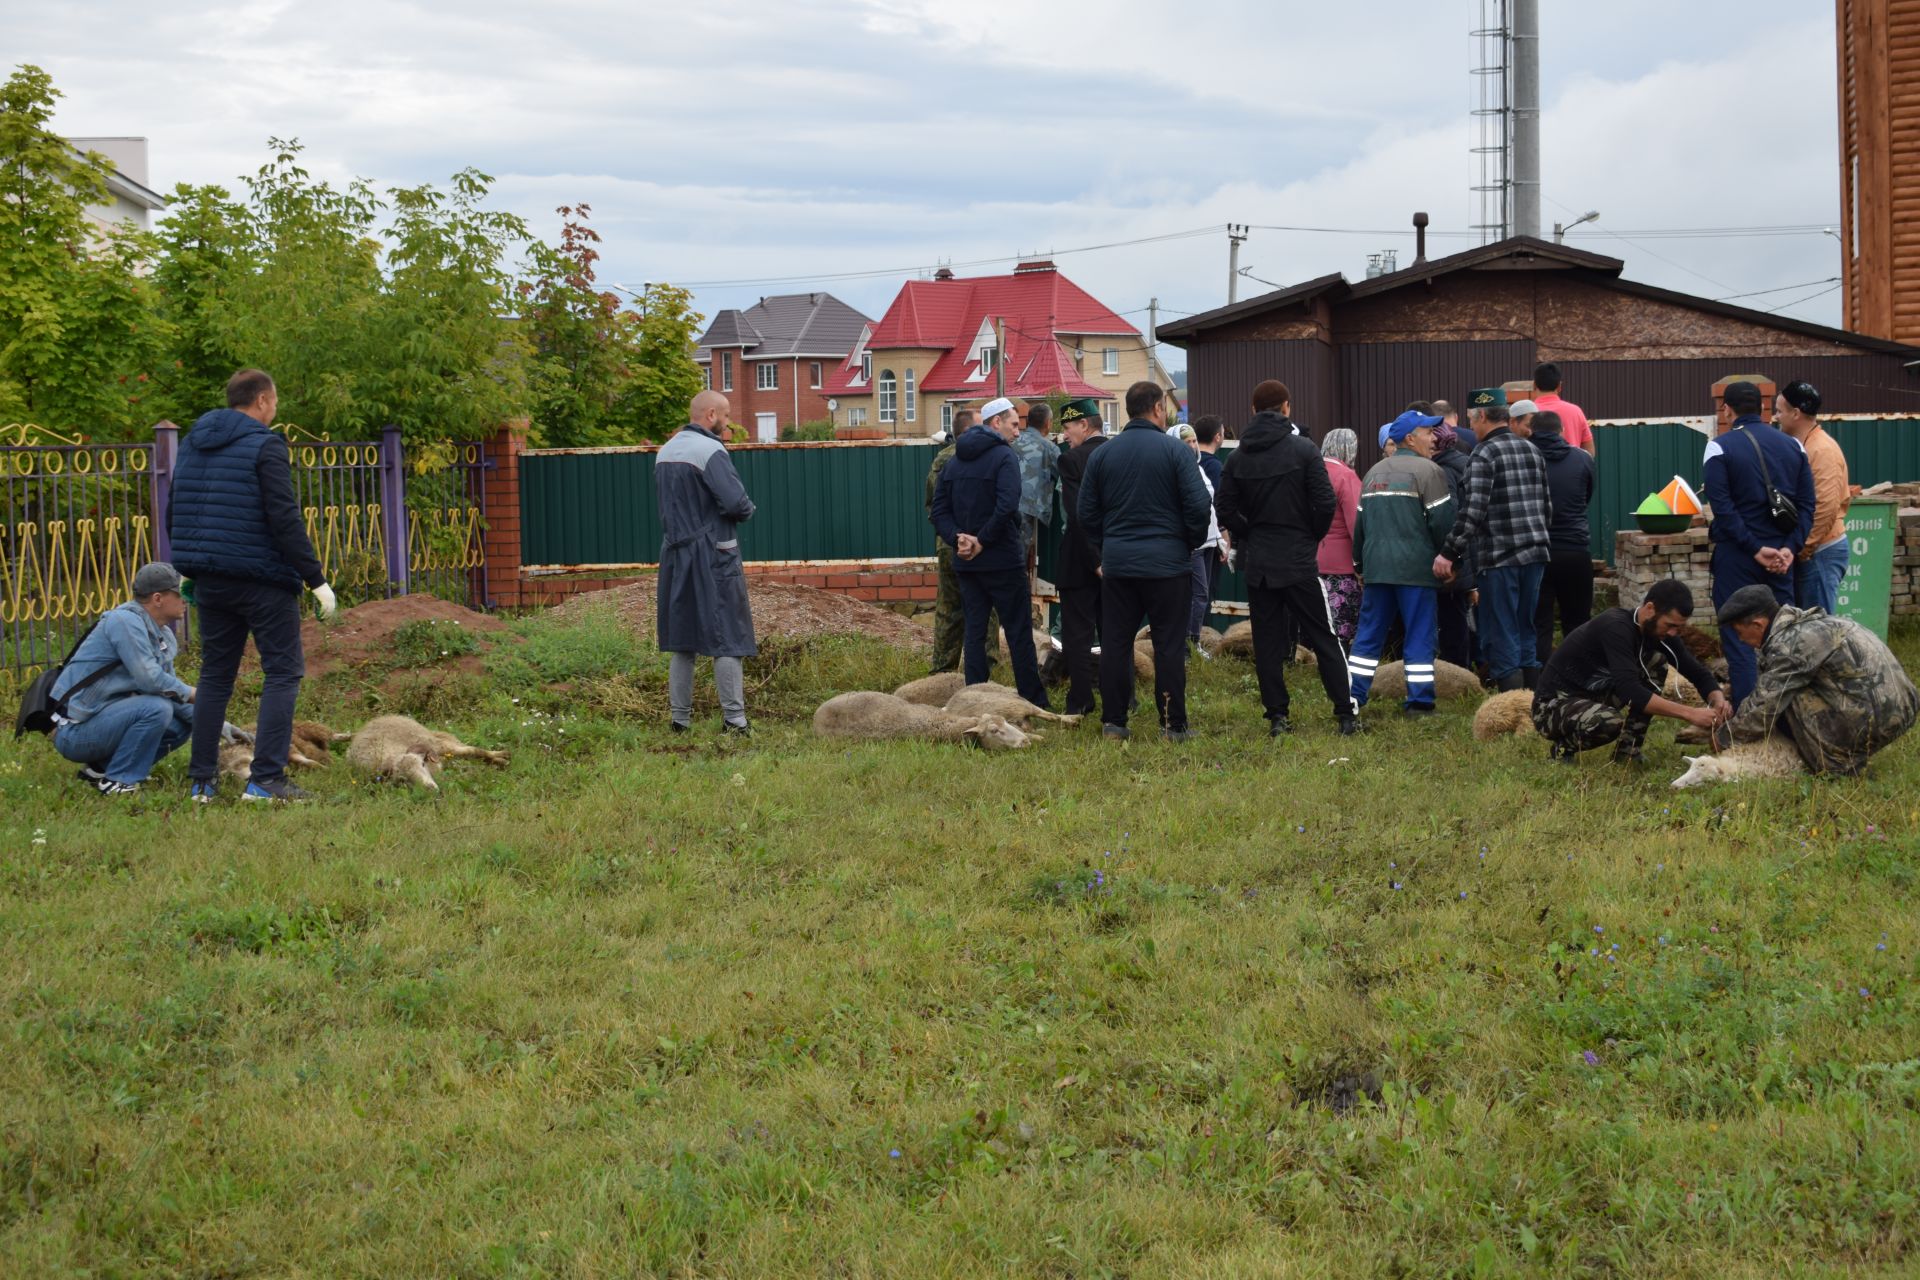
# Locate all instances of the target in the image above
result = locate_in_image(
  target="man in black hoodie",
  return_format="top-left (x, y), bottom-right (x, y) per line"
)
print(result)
top-left (1530, 410), bottom-right (1595, 662)
top-left (1215, 380), bottom-right (1357, 735)
top-left (1053, 398), bottom-right (1107, 716)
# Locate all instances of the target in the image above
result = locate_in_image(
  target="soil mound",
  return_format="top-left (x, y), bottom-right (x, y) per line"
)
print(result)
top-left (557, 579), bottom-right (927, 647)
top-left (301, 595), bottom-right (504, 680)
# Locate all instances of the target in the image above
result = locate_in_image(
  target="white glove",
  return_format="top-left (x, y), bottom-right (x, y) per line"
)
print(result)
top-left (313, 582), bottom-right (338, 621)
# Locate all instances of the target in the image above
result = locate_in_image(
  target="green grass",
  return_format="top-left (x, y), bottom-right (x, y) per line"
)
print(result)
top-left (3, 611), bottom-right (1919, 1278)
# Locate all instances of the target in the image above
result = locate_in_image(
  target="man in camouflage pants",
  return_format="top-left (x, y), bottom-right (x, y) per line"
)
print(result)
top-left (1718, 583), bottom-right (1919, 774)
top-left (1530, 578), bottom-right (1731, 763)
top-left (924, 410), bottom-right (975, 672)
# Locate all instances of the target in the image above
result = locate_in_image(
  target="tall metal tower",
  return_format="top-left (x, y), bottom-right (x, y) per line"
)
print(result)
top-left (1470, 0), bottom-right (1511, 244)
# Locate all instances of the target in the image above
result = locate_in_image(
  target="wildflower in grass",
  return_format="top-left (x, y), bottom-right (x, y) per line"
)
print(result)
top-left (1583, 1050), bottom-right (1600, 1066)
top-left (1392, 882), bottom-right (1403, 891)
top-left (1295, 825), bottom-right (1305, 833)
top-left (1459, 891), bottom-right (1468, 899)
top-left (889, 1148), bottom-right (901, 1159)
top-left (1593, 925), bottom-right (1604, 935)
top-left (1860, 988), bottom-right (1872, 999)
top-left (1878, 942), bottom-right (1888, 952)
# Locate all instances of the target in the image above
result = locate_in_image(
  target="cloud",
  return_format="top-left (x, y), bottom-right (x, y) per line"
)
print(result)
top-left (15, 0), bottom-right (1844, 361)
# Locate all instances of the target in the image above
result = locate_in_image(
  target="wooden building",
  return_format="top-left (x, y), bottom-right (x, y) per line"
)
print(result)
top-left (1157, 235), bottom-right (1920, 472)
top-left (1838, 0), bottom-right (1920, 342)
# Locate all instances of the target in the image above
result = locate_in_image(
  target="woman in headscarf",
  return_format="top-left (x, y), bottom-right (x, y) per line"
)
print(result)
top-left (1317, 428), bottom-right (1363, 650)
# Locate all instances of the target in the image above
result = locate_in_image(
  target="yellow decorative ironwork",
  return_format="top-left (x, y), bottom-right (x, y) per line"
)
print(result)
top-left (1, 423), bottom-right (86, 447)
top-left (303, 502), bottom-right (389, 593)
top-left (0, 515), bottom-right (154, 624)
top-left (409, 505), bottom-right (487, 572)
top-left (274, 421), bottom-right (331, 443)
top-left (4, 443), bottom-right (149, 476)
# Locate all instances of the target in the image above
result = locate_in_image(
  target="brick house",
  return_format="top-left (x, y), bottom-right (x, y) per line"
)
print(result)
top-left (822, 261), bottom-right (1170, 436)
top-left (695, 293), bottom-right (873, 440)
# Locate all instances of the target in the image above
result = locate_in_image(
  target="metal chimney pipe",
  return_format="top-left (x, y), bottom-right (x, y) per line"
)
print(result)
top-left (1511, 0), bottom-right (1541, 239)
top-left (1413, 211), bottom-right (1429, 265)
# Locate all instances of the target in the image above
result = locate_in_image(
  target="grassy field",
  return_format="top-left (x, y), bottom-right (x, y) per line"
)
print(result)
top-left (3, 606), bottom-right (1919, 1278)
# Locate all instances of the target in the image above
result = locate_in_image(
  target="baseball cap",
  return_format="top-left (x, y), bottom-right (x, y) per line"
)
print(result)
top-left (132, 562), bottom-right (183, 596)
top-left (1385, 409), bottom-right (1443, 444)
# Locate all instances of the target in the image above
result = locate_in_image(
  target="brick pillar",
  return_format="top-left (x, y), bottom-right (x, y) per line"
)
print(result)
top-left (481, 419), bottom-right (528, 608)
top-left (150, 420), bottom-right (178, 565)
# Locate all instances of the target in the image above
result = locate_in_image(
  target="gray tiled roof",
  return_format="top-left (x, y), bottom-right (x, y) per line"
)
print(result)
top-left (695, 293), bottom-right (872, 358)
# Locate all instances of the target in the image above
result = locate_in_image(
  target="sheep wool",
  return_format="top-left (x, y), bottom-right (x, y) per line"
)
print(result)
top-left (1472, 689), bottom-right (1536, 740)
top-left (1670, 735), bottom-right (1805, 788)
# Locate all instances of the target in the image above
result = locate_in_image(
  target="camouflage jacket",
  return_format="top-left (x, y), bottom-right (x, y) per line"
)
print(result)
top-left (925, 444), bottom-right (957, 522)
top-left (1729, 605), bottom-right (1919, 775)
top-left (1011, 428), bottom-right (1061, 524)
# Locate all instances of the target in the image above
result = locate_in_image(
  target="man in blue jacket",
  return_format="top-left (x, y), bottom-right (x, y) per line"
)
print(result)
top-left (48, 562), bottom-right (197, 795)
top-left (1703, 380), bottom-right (1815, 706)
top-left (932, 396), bottom-right (1048, 707)
top-left (170, 369), bottom-right (336, 803)
top-left (1077, 381), bottom-right (1212, 740)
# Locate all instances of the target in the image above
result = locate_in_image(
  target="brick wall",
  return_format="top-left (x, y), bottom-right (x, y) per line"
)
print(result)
top-left (701, 355), bottom-right (839, 436)
top-left (479, 422), bottom-right (938, 611)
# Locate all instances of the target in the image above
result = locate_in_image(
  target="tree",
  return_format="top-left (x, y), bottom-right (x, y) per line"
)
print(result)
top-left (0, 63), bottom-right (169, 436)
top-left (147, 182), bottom-right (255, 425)
top-left (517, 205), bottom-right (704, 447)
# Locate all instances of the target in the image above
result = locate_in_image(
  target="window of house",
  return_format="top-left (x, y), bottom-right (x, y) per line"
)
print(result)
top-left (850, 407), bottom-right (867, 427)
top-left (757, 362), bottom-right (778, 391)
top-left (720, 351), bottom-right (734, 392)
top-left (1103, 347), bottom-right (1119, 375)
top-left (860, 352), bottom-right (872, 383)
top-left (1101, 401), bottom-right (1115, 428)
top-left (941, 402), bottom-right (953, 432)
top-left (701, 365), bottom-right (712, 389)
top-left (878, 371), bottom-right (897, 423)
top-left (979, 347), bottom-right (997, 375)
top-left (904, 369), bottom-right (916, 423)
top-left (810, 361), bottom-right (822, 388)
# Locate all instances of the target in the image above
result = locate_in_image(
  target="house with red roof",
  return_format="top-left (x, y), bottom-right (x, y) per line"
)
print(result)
top-left (823, 261), bottom-right (1168, 437)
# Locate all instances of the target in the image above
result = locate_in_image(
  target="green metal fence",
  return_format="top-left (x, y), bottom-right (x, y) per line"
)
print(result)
top-left (1589, 417), bottom-right (1920, 562)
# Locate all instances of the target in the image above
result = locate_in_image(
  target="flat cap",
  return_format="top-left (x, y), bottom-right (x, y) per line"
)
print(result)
top-left (1716, 583), bottom-right (1781, 627)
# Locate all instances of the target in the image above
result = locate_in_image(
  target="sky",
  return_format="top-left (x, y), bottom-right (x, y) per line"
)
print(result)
top-left (11, 0), bottom-right (1846, 369)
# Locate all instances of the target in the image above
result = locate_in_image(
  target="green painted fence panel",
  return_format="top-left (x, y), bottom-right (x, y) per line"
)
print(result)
top-left (521, 443), bottom-right (942, 568)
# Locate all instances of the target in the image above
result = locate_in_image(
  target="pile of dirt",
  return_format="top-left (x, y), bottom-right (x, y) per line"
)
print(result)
top-left (557, 579), bottom-right (929, 648)
top-left (301, 595), bottom-right (506, 681)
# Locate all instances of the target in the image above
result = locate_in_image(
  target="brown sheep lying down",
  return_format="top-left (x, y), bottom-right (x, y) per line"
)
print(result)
top-left (894, 672), bottom-right (967, 706)
top-left (812, 691), bottom-right (1031, 749)
top-left (219, 720), bottom-right (350, 780)
top-left (941, 683), bottom-right (1081, 729)
top-left (346, 715), bottom-right (510, 790)
top-left (1472, 689), bottom-right (1536, 740)
top-left (1367, 659), bottom-right (1481, 702)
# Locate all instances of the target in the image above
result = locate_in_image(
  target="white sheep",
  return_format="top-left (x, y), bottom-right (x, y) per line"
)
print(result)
top-left (346, 715), bottom-right (511, 790)
top-left (1213, 620), bottom-right (1256, 658)
top-left (942, 683), bottom-right (1082, 729)
top-left (894, 672), bottom-right (968, 707)
top-left (1670, 735), bottom-right (1805, 788)
top-left (1472, 689), bottom-right (1536, 740)
top-left (812, 691), bottom-right (1031, 750)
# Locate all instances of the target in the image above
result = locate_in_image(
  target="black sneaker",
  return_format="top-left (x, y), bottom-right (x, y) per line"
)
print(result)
top-left (1611, 749), bottom-right (1646, 767)
top-left (1402, 705), bottom-right (1436, 719)
top-left (1269, 716), bottom-right (1294, 736)
top-left (76, 765), bottom-right (108, 785)
top-left (720, 720), bottom-right (752, 737)
top-left (1102, 724), bottom-right (1131, 740)
top-left (1162, 728), bottom-right (1194, 743)
top-left (1549, 744), bottom-right (1580, 765)
top-left (669, 721), bottom-right (690, 734)
top-left (242, 779), bottom-right (314, 802)
top-left (1337, 717), bottom-right (1364, 736)
top-left (91, 776), bottom-right (139, 796)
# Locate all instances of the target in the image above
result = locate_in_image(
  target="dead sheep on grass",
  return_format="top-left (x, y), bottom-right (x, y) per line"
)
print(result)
top-left (893, 672), bottom-right (968, 706)
top-left (1368, 659), bottom-right (1481, 702)
top-left (1472, 689), bottom-right (1536, 740)
top-left (1213, 620), bottom-right (1256, 658)
top-left (1670, 735), bottom-right (1805, 788)
top-left (942, 683), bottom-right (1082, 729)
top-left (218, 720), bottom-right (350, 779)
top-left (812, 691), bottom-right (1031, 750)
top-left (346, 715), bottom-right (511, 790)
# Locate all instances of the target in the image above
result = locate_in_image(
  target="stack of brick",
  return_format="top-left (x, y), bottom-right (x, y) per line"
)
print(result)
top-left (1613, 525), bottom-right (1713, 614)
top-left (1895, 508), bottom-right (1920, 616)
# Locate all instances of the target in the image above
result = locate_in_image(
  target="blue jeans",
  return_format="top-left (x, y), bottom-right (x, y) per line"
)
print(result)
top-left (54, 694), bottom-right (193, 784)
top-left (190, 576), bottom-right (305, 786)
top-left (1349, 584), bottom-right (1437, 708)
top-left (1479, 561), bottom-right (1546, 681)
top-left (1712, 545), bottom-right (1796, 708)
top-left (1795, 535), bottom-right (1849, 617)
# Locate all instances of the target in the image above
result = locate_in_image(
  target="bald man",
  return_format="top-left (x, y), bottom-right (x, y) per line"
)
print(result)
top-left (657, 391), bottom-right (758, 733)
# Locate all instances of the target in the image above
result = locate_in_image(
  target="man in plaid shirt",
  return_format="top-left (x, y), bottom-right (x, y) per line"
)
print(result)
top-left (1435, 389), bottom-right (1552, 691)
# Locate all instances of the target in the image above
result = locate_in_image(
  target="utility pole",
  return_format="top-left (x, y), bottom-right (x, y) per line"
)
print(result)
top-left (1227, 225), bottom-right (1248, 303)
top-left (1510, 0), bottom-right (1541, 239)
top-left (994, 316), bottom-right (1005, 398)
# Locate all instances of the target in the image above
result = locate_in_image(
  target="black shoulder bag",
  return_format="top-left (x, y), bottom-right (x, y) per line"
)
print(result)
top-left (14, 620), bottom-right (120, 738)
top-left (1744, 430), bottom-right (1800, 534)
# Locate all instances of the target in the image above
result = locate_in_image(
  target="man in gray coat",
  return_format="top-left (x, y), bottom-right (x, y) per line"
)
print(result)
top-left (657, 390), bottom-right (757, 734)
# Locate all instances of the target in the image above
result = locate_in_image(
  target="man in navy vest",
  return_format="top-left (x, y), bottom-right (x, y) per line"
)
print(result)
top-left (170, 369), bottom-right (336, 802)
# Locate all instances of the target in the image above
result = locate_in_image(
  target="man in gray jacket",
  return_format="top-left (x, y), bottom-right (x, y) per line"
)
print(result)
top-left (657, 390), bottom-right (757, 734)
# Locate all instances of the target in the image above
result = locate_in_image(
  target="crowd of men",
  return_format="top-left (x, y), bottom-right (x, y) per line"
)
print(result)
top-left (28, 368), bottom-right (1915, 797)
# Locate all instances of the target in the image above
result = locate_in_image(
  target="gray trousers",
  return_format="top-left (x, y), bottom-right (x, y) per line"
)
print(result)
top-left (669, 652), bottom-right (746, 726)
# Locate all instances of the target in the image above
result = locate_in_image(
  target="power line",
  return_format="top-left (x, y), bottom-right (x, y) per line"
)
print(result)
top-left (1714, 277), bottom-right (1841, 302)
top-left (1762, 281), bottom-right (1843, 316)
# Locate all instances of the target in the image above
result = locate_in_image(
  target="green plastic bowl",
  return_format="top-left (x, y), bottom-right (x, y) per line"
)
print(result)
top-left (1634, 512), bottom-right (1694, 534)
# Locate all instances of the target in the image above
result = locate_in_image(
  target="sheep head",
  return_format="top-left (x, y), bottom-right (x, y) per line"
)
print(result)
top-left (962, 714), bottom-right (1030, 751)
top-left (395, 751), bottom-right (440, 790)
top-left (1670, 755), bottom-right (1722, 789)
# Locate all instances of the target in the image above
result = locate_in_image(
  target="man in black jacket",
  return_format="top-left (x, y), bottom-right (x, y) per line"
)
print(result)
top-left (1215, 380), bottom-right (1357, 736)
top-left (1532, 578), bottom-right (1730, 764)
top-left (170, 369), bottom-right (336, 803)
top-left (1078, 381), bottom-right (1212, 740)
top-left (1530, 410), bottom-right (1596, 662)
top-left (1053, 398), bottom-right (1107, 716)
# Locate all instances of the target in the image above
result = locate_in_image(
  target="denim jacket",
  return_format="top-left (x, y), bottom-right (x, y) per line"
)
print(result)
top-left (49, 601), bottom-right (192, 724)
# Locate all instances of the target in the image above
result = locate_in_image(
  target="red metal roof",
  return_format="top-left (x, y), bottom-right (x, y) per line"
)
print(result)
top-left (825, 265), bottom-right (1137, 398)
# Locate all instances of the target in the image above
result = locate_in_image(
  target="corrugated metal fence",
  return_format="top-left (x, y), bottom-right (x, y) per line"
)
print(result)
top-left (519, 420), bottom-right (1920, 580)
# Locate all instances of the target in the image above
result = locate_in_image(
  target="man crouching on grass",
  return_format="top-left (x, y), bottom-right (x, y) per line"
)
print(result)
top-left (1531, 578), bottom-right (1731, 764)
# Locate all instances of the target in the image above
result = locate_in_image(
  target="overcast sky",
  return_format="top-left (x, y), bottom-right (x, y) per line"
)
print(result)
top-left (13, 0), bottom-right (1844, 366)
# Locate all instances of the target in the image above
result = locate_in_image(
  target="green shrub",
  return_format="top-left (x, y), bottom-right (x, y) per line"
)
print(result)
top-left (388, 618), bottom-right (484, 668)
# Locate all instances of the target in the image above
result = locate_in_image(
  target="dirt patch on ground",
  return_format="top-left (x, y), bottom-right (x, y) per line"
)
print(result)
top-left (556, 579), bottom-right (928, 648)
top-left (300, 595), bottom-right (506, 681)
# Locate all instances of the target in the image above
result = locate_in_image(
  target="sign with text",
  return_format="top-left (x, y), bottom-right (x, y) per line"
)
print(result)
top-left (1836, 499), bottom-right (1894, 638)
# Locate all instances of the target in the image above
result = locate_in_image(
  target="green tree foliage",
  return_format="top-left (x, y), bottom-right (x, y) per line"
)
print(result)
top-left (516, 205), bottom-right (705, 447)
top-left (0, 64), bottom-right (169, 437)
